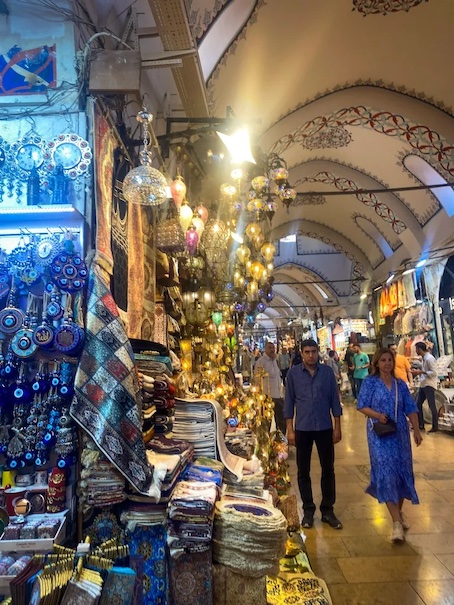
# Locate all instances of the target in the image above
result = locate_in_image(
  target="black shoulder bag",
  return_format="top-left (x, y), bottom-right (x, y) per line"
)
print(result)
top-left (371, 380), bottom-right (398, 437)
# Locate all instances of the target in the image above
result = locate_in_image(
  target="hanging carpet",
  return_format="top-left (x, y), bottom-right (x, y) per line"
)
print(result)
top-left (70, 263), bottom-right (154, 495)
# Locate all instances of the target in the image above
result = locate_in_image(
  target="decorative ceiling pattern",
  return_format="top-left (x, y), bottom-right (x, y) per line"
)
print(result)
top-left (300, 126), bottom-right (352, 150)
top-left (270, 81), bottom-right (454, 133)
top-left (271, 106), bottom-right (454, 180)
top-left (352, 0), bottom-right (428, 16)
top-left (186, 0), bottom-right (232, 42)
top-left (295, 171), bottom-right (406, 238)
top-left (294, 193), bottom-right (326, 206)
top-left (205, 0), bottom-right (265, 89)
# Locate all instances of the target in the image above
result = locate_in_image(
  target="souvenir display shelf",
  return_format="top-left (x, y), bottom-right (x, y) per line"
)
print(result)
top-left (0, 510), bottom-right (67, 552)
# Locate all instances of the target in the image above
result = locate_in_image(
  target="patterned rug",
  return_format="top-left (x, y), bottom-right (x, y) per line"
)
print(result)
top-left (70, 263), bottom-right (154, 495)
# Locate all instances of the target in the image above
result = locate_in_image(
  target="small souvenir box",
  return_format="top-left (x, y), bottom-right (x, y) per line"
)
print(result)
top-left (0, 511), bottom-right (67, 552)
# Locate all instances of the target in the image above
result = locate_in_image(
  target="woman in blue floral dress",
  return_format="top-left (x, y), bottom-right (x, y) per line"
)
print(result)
top-left (357, 348), bottom-right (423, 542)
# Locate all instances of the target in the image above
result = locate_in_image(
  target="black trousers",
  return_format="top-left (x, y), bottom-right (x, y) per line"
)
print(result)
top-left (296, 429), bottom-right (335, 515)
top-left (348, 373), bottom-right (356, 398)
top-left (416, 386), bottom-right (438, 430)
top-left (273, 398), bottom-right (286, 434)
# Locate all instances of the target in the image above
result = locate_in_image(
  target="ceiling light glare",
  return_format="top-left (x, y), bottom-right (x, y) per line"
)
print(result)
top-left (385, 273), bottom-right (395, 284)
top-left (360, 293), bottom-right (368, 300)
top-left (402, 267), bottom-right (415, 275)
top-left (416, 259), bottom-right (427, 268)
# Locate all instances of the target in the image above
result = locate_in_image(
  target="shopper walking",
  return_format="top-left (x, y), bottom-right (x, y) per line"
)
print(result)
top-left (285, 339), bottom-right (343, 529)
top-left (388, 344), bottom-right (413, 387)
top-left (254, 342), bottom-right (285, 433)
top-left (412, 342), bottom-right (438, 432)
top-left (344, 341), bottom-right (357, 399)
top-left (353, 343), bottom-right (370, 397)
top-left (357, 348), bottom-right (422, 542)
top-left (277, 346), bottom-right (291, 384)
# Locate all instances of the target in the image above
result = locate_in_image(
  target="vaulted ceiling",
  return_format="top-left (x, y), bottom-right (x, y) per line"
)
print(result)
top-left (90, 0), bottom-right (454, 324)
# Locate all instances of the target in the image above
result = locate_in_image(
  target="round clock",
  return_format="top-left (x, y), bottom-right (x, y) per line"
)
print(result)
top-left (48, 133), bottom-right (92, 178)
top-left (15, 143), bottom-right (44, 171)
top-left (52, 142), bottom-right (82, 170)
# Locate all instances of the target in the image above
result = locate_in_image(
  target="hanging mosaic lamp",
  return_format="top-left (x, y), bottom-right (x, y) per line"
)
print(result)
top-left (179, 200), bottom-right (194, 232)
top-left (270, 165), bottom-right (289, 186)
top-left (246, 280), bottom-right (259, 301)
top-left (195, 204), bottom-right (209, 223)
top-left (192, 216), bottom-right (205, 237)
top-left (220, 183), bottom-right (237, 201)
top-left (186, 225), bottom-right (199, 256)
top-left (236, 244), bottom-right (251, 265)
top-left (261, 242), bottom-right (276, 263)
top-left (170, 173), bottom-right (187, 210)
top-left (245, 222), bottom-right (262, 242)
top-left (212, 311), bottom-right (223, 327)
top-left (123, 109), bottom-right (168, 206)
top-left (251, 175), bottom-right (269, 193)
top-left (250, 261), bottom-right (266, 282)
top-left (277, 186), bottom-right (296, 210)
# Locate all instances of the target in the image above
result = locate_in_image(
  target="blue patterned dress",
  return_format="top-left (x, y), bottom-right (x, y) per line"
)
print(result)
top-left (357, 376), bottom-right (419, 504)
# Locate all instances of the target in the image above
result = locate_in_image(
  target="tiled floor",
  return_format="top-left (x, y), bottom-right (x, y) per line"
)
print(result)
top-left (287, 400), bottom-right (454, 604)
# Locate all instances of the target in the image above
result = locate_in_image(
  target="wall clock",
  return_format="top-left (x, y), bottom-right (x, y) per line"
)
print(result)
top-left (48, 133), bottom-right (92, 179)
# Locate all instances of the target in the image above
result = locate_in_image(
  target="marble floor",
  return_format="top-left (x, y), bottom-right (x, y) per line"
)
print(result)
top-left (287, 400), bottom-right (454, 605)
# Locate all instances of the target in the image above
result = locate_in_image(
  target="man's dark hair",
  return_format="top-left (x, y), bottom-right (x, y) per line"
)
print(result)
top-left (416, 342), bottom-right (427, 352)
top-left (301, 338), bottom-right (318, 349)
top-left (328, 350), bottom-right (336, 358)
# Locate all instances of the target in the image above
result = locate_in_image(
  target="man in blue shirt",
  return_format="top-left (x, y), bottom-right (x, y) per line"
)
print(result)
top-left (285, 339), bottom-right (343, 529)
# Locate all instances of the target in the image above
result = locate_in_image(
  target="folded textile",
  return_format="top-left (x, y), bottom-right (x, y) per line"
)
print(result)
top-left (182, 464), bottom-right (223, 487)
top-left (169, 548), bottom-right (213, 605)
top-left (168, 481), bottom-right (218, 517)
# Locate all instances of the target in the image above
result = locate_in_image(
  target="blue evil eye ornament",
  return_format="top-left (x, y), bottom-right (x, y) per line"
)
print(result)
top-left (228, 417), bottom-right (239, 428)
top-left (11, 328), bottom-right (38, 358)
top-left (50, 252), bottom-right (87, 292)
top-left (54, 321), bottom-right (84, 355)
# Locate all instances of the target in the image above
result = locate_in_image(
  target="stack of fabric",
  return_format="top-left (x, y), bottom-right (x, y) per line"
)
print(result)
top-left (167, 480), bottom-right (218, 556)
top-left (223, 466), bottom-right (265, 498)
top-left (224, 429), bottom-right (255, 459)
top-left (138, 372), bottom-right (176, 438)
top-left (167, 479), bottom-right (219, 605)
top-left (146, 434), bottom-right (193, 501)
top-left (172, 400), bottom-right (217, 457)
top-left (213, 498), bottom-right (287, 577)
top-left (79, 442), bottom-right (126, 512)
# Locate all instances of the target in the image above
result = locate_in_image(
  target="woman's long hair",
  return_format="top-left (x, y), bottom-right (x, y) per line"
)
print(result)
top-left (371, 347), bottom-right (396, 377)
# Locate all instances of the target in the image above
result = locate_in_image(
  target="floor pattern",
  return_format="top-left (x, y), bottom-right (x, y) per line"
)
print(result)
top-left (287, 400), bottom-right (454, 604)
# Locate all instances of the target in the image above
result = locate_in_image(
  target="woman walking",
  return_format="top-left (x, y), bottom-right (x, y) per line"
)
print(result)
top-left (357, 348), bottom-right (423, 542)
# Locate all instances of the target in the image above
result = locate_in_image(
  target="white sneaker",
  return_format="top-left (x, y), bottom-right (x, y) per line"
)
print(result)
top-left (400, 512), bottom-right (410, 530)
top-left (391, 521), bottom-right (405, 542)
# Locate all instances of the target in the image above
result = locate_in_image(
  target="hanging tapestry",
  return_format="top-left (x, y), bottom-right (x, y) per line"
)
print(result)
top-left (140, 206), bottom-right (156, 340)
top-left (127, 202), bottom-right (145, 338)
top-left (70, 263), bottom-right (154, 495)
top-left (94, 104), bottom-right (116, 275)
top-left (111, 179), bottom-right (129, 313)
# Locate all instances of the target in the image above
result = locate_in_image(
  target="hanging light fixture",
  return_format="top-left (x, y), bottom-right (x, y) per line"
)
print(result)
top-left (261, 242), bottom-right (276, 263)
top-left (179, 200), bottom-right (194, 232)
top-left (170, 173), bottom-right (187, 210)
top-left (217, 128), bottom-right (256, 165)
top-left (186, 224), bottom-right (199, 255)
top-left (192, 216), bottom-right (205, 237)
top-left (235, 244), bottom-right (251, 265)
top-left (195, 204), bottom-right (209, 223)
top-left (123, 109), bottom-right (168, 206)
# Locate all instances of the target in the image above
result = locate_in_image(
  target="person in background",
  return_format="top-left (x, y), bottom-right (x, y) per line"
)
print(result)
top-left (326, 350), bottom-right (342, 400)
top-left (277, 346), bottom-right (291, 384)
top-left (353, 343), bottom-right (370, 398)
top-left (285, 339), bottom-right (343, 530)
top-left (291, 346), bottom-right (302, 366)
top-left (388, 343), bottom-right (413, 388)
top-left (344, 341), bottom-right (357, 399)
top-left (357, 348), bottom-right (422, 542)
top-left (411, 342), bottom-right (438, 433)
top-left (254, 341), bottom-right (285, 433)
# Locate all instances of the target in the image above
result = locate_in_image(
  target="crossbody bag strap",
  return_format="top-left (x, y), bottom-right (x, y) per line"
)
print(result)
top-left (394, 379), bottom-right (398, 422)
